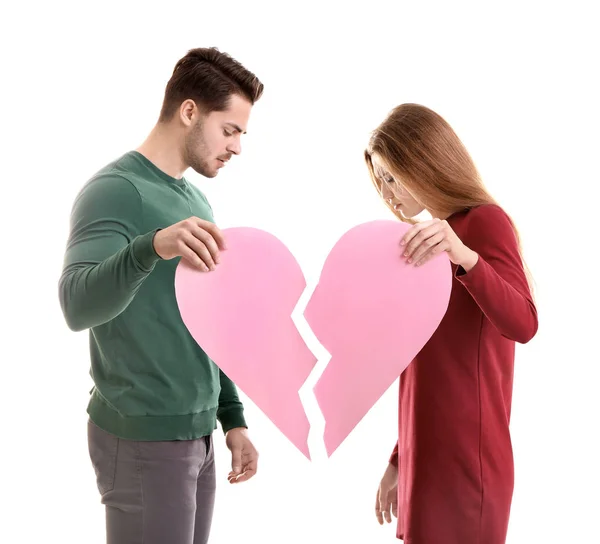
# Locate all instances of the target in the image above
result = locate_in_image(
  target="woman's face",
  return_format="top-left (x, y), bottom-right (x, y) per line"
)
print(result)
top-left (371, 153), bottom-right (425, 219)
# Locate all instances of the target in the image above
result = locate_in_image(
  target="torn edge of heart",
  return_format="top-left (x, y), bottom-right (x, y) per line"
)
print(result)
top-left (290, 273), bottom-right (331, 464)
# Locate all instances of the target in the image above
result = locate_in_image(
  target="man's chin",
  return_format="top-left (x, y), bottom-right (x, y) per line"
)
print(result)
top-left (192, 166), bottom-right (218, 179)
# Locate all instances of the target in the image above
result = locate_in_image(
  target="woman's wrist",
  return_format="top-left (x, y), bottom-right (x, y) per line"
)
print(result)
top-left (458, 247), bottom-right (479, 272)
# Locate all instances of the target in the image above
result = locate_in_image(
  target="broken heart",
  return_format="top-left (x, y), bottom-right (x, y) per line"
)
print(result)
top-left (174, 221), bottom-right (452, 460)
top-left (174, 227), bottom-right (316, 459)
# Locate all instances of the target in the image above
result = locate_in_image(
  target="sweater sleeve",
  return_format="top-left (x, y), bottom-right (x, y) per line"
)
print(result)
top-left (217, 369), bottom-right (248, 433)
top-left (456, 205), bottom-right (538, 344)
top-left (58, 174), bottom-right (162, 332)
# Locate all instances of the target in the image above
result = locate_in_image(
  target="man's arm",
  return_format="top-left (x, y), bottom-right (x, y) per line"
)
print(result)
top-left (58, 174), bottom-right (161, 332)
top-left (217, 369), bottom-right (247, 433)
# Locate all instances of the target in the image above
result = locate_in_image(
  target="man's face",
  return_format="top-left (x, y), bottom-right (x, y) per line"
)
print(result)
top-left (183, 94), bottom-right (252, 178)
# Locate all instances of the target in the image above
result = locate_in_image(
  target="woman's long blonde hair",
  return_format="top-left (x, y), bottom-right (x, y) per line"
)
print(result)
top-left (365, 103), bottom-right (534, 292)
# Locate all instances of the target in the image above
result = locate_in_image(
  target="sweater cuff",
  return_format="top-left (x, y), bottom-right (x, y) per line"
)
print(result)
top-left (131, 230), bottom-right (162, 271)
top-left (218, 408), bottom-right (248, 434)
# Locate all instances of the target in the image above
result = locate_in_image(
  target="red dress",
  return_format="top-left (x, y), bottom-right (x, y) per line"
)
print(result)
top-left (389, 204), bottom-right (538, 543)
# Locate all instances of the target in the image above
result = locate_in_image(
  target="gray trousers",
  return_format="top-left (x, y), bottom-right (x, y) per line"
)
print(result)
top-left (87, 419), bottom-right (216, 544)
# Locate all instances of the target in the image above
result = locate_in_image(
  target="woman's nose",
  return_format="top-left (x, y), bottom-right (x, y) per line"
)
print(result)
top-left (381, 184), bottom-right (394, 201)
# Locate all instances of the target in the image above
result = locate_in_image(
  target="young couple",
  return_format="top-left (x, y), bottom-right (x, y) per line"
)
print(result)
top-left (59, 47), bottom-right (538, 544)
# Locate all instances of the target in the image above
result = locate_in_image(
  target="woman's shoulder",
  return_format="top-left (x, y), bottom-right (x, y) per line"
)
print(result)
top-left (448, 202), bottom-right (506, 226)
top-left (454, 203), bottom-right (517, 246)
top-left (464, 203), bottom-right (513, 228)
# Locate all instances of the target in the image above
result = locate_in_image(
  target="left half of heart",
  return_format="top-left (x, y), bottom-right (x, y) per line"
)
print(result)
top-left (174, 227), bottom-right (317, 459)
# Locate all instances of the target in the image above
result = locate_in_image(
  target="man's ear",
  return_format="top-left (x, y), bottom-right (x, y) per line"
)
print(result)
top-left (179, 99), bottom-right (197, 127)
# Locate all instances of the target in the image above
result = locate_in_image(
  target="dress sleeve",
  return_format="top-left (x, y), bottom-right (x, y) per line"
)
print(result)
top-left (455, 204), bottom-right (538, 344)
top-left (389, 441), bottom-right (399, 467)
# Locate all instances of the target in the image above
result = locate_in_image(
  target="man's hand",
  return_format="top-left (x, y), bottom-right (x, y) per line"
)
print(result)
top-left (152, 216), bottom-right (227, 272)
top-left (225, 427), bottom-right (258, 484)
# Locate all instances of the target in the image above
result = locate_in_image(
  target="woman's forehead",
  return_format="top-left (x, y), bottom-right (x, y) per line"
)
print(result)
top-left (371, 153), bottom-right (389, 176)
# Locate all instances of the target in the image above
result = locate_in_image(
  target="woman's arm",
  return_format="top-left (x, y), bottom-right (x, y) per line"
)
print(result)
top-left (455, 204), bottom-right (538, 344)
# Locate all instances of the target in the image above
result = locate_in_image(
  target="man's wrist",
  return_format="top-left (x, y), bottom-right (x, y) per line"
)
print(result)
top-left (225, 426), bottom-right (248, 436)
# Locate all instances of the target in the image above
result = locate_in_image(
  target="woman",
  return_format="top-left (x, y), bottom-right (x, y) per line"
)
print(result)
top-left (365, 103), bottom-right (538, 544)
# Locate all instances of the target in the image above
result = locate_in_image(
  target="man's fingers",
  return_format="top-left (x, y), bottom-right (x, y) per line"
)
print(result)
top-left (231, 447), bottom-right (243, 475)
top-left (237, 454), bottom-right (258, 482)
top-left (196, 218), bottom-right (227, 251)
top-left (228, 461), bottom-right (257, 484)
top-left (231, 467), bottom-right (256, 484)
top-left (240, 457), bottom-right (258, 479)
top-left (189, 227), bottom-right (220, 267)
top-left (181, 246), bottom-right (209, 272)
top-left (184, 233), bottom-right (217, 270)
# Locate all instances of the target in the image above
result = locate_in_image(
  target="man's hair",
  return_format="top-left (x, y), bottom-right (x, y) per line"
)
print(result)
top-left (158, 47), bottom-right (264, 121)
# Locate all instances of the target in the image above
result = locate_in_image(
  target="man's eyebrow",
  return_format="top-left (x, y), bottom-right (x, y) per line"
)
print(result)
top-left (225, 122), bottom-right (246, 134)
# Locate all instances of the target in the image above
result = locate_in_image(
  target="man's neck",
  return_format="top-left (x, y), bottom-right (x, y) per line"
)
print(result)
top-left (136, 123), bottom-right (188, 180)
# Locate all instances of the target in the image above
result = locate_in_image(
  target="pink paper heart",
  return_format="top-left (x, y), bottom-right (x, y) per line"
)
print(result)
top-left (174, 221), bottom-right (452, 459)
top-left (304, 220), bottom-right (452, 457)
top-left (174, 227), bottom-right (317, 459)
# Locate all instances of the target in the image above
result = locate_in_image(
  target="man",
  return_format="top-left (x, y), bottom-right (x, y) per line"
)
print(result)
top-left (58, 47), bottom-right (264, 544)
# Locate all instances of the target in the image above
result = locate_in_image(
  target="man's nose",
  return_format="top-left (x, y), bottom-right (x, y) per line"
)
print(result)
top-left (227, 137), bottom-right (242, 155)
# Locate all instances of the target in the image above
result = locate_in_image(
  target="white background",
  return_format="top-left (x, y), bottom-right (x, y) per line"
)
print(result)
top-left (2, 1), bottom-right (599, 543)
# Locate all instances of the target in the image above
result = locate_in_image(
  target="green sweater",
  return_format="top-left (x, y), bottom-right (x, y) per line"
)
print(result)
top-left (59, 151), bottom-right (246, 440)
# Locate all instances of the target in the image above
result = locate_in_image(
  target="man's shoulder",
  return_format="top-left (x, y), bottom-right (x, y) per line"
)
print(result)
top-left (78, 152), bottom-right (142, 197)
top-left (72, 163), bottom-right (143, 220)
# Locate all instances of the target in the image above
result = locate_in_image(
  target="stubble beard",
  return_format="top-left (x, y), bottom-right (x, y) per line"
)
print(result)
top-left (184, 120), bottom-right (216, 178)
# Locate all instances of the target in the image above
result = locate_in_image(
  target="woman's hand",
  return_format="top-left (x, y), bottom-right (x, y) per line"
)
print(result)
top-left (400, 218), bottom-right (479, 270)
top-left (376, 462), bottom-right (399, 525)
